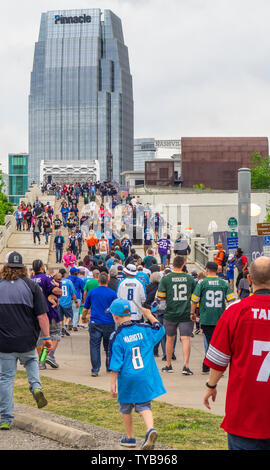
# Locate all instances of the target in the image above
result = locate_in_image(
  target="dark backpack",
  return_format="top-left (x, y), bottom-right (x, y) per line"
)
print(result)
top-left (222, 252), bottom-right (229, 267)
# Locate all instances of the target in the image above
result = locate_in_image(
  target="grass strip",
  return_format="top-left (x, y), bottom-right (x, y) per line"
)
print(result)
top-left (14, 371), bottom-right (227, 450)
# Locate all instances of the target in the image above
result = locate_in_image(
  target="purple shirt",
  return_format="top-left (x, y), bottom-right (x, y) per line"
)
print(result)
top-left (157, 238), bottom-right (171, 255)
top-left (31, 273), bottom-right (60, 323)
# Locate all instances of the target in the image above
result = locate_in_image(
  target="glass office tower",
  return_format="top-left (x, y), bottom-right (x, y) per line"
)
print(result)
top-left (8, 154), bottom-right (29, 205)
top-left (29, 9), bottom-right (133, 183)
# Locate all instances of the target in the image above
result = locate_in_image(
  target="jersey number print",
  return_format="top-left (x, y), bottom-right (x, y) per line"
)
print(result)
top-left (132, 346), bottom-right (144, 370)
top-left (205, 290), bottom-right (223, 308)
top-left (173, 283), bottom-right (187, 301)
top-left (253, 340), bottom-right (270, 382)
top-left (127, 288), bottom-right (134, 301)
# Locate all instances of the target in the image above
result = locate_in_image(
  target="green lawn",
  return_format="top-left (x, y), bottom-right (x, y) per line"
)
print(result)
top-left (14, 371), bottom-right (227, 450)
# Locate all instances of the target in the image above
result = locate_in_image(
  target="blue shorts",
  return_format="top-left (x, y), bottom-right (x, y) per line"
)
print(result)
top-left (119, 401), bottom-right (152, 414)
top-left (58, 304), bottom-right (73, 321)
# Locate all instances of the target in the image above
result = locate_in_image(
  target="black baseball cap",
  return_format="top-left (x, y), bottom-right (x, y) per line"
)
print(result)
top-left (59, 268), bottom-right (67, 275)
top-left (7, 251), bottom-right (24, 268)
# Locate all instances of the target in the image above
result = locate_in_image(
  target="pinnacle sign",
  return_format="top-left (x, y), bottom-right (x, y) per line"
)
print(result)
top-left (54, 14), bottom-right (91, 24)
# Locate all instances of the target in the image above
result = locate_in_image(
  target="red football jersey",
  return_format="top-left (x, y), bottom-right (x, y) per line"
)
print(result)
top-left (204, 293), bottom-right (270, 439)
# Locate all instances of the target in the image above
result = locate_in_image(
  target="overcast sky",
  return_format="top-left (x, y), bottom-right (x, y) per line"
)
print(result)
top-left (1, 0), bottom-right (270, 172)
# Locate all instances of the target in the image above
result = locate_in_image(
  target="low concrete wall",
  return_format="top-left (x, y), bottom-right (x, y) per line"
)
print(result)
top-left (133, 190), bottom-right (269, 237)
top-left (14, 413), bottom-right (95, 448)
top-left (0, 215), bottom-right (17, 258)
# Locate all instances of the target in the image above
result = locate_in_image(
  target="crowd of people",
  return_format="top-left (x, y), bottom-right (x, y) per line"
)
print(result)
top-left (1, 180), bottom-right (270, 451)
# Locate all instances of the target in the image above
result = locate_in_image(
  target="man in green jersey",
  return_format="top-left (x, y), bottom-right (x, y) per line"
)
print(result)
top-left (190, 261), bottom-right (236, 374)
top-left (157, 255), bottom-right (196, 375)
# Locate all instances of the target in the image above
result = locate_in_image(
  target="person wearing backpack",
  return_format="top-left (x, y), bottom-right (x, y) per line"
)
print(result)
top-left (98, 234), bottom-right (109, 259)
top-left (173, 234), bottom-right (191, 257)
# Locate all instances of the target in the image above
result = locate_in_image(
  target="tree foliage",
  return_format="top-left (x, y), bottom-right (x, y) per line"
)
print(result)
top-left (0, 167), bottom-right (14, 225)
top-left (250, 152), bottom-right (270, 190)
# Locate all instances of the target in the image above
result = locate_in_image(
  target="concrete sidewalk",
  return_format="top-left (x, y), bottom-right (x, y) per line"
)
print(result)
top-left (31, 327), bottom-right (227, 417)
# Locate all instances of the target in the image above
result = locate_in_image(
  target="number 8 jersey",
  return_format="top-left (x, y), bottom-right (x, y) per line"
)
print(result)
top-left (191, 277), bottom-right (235, 325)
top-left (108, 321), bottom-right (166, 404)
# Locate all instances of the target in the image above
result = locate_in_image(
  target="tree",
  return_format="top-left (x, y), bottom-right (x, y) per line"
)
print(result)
top-left (0, 166), bottom-right (13, 225)
top-left (192, 183), bottom-right (211, 191)
top-left (250, 152), bottom-right (270, 190)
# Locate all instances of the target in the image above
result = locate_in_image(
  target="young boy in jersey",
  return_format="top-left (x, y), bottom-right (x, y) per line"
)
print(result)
top-left (108, 298), bottom-right (166, 450)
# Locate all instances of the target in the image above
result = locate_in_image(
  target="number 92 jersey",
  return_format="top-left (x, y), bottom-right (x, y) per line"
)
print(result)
top-left (191, 277), bottom-right (235, 325)
top-left (108, 321), bottom-right (166, 404)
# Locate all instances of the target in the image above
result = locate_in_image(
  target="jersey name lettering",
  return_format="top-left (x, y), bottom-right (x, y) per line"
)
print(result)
top-left (123, 333), bottom-right (143, 343)
top-left (252, 308), bottom-right (270, 321)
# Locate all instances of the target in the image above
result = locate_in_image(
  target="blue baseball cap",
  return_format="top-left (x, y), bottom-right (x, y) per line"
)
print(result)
top-left (70, 267), bottom-right (79, 274)
top-left (110, 298), bottom-right (131, 316)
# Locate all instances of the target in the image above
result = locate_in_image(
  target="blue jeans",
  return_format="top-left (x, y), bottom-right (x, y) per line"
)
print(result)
top-left (228, 433), bottom-right (270, 450)
top-left (56, 245), bottom-right (63, 262)
top-left (159, 253), bottom-right (167, 266)
top-left (88, 323), bottom-right (115, 374)
top-left (0, 350), bottom-right (41, 424)
top-left (72, 304), bottom-right (80, 328)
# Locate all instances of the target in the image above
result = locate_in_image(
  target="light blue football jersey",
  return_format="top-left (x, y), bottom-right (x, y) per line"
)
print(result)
top-left (59, 278), bottom-right (76, 308)
top-left (108, 321), bottom-right (166, 404)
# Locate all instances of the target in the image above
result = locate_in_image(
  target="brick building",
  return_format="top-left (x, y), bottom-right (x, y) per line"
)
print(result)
top-left (181, 137), bottom-right (269, 190)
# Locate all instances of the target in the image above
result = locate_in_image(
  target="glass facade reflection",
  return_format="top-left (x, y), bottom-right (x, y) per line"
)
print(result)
top-left (8, 154), bottom-right (29, 205)
top-left (134, 138), bottom-right (156, 171)
top-left (29, 9), bottom-right (133, 183)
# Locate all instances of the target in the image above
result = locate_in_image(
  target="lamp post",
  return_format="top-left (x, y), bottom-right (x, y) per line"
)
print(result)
top-left (238, 168), bottom-right (251, 263)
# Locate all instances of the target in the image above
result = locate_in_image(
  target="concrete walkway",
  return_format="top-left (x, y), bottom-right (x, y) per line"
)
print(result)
top-left (9, 189), bottom-right (227, 418)
top-left (33, 327), bottom-right (227, 417)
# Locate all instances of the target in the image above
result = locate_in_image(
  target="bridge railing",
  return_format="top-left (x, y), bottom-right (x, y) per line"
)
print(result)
top-left (189, 237), bottom-right (218, 269)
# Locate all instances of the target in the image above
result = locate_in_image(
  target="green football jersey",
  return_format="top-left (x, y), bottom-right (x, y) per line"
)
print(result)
top-left (157, 272), bottom-right (196, 322)
top-left (191, 276), bottom-right (236, 325)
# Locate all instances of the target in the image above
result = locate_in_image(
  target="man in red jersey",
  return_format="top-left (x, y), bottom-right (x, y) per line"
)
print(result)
top-left (203, 256), bottom-right (270, 450)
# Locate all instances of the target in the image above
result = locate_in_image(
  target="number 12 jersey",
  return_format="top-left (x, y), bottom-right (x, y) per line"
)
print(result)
top-left (157, 272), bottom-right (196, 322)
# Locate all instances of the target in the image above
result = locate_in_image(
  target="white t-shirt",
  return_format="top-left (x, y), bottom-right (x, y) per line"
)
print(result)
top-left (117, 277), bottom-right (146, 321)
top-left (98, 238), bottom-right (108, 254)
top-left (143, 267), bottom-right (151, 277)
top-left (89, 201), bottom-right (96, 212)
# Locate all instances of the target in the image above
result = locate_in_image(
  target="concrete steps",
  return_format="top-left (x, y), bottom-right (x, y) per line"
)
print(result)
top-left (0, 192), bottom-right (200, 274)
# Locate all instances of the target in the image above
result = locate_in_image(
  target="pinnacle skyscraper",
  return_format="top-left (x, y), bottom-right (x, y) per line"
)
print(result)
top-left (29, 9), bottom-right (134, 183)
